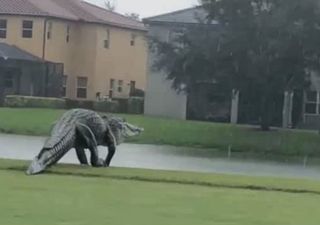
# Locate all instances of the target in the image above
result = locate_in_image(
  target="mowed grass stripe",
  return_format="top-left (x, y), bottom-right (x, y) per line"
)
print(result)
top-left (1, 169), bottom-right (319, 225)
top-left (2, 159), bottom-right (320, 196)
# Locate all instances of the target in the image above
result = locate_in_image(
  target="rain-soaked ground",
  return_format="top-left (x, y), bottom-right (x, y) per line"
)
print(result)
top-left (1, 133), bottom-right (320, 180)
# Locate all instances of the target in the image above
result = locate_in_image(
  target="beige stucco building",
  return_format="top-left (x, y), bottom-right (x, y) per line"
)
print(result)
top-left (0, 0), bottom-right (148, 100)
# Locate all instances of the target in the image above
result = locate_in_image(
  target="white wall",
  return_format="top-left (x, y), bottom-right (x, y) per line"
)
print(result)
top-left (144, 24), bottom-right (187, 120)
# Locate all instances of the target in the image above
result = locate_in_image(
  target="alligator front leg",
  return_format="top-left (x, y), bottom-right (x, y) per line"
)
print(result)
top-left (76, 123), bottom-right (104, 167)
top-left (104, 127), bottom-right (117, 167)
top-left (105, 144), bottom-right (115, 167)
top-left (89, 146), bottom-right (105, 167)
top-left (75, 147), bottom-right (89, 165)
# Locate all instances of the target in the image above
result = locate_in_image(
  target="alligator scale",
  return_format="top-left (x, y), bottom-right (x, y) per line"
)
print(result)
top-left (26, 109), bottom-right (143, 175)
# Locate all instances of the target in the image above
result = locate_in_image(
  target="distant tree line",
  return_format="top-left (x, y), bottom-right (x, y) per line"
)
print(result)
top-left (153, 0), bottom-right (320, 130)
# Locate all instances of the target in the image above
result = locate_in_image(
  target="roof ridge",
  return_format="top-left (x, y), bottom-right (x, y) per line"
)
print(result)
top-left (50, 0), bottom-right (98, 22)
top-left (0, 0), bottom-right (146, 31)
top-left (28, 0), bottom-right (77, 19)
top-left (143, 6), bottom-right (201, 21)
top-left (81, 1), bottom-right (143, 25)
top-left (26, 0), bottom-right (48, 15)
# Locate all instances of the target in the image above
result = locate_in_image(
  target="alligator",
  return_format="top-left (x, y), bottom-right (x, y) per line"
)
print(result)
top-left (26, 109), bottom-right (143, 175)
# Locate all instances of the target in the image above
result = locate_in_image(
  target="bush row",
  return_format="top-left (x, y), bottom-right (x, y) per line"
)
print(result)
top-left (4, 95), bottom-right (144, 114)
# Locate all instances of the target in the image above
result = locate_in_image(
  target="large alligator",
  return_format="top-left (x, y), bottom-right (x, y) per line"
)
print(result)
top-left (26, 109), bottom-right (143, 175)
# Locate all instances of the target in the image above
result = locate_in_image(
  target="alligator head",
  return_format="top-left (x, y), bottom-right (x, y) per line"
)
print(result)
top-left (107, 116), bottom-right (144, 145)
top-left (26, 151), bottom-right (51, 175)
top-left (122, 122), bottom-right (144, 137)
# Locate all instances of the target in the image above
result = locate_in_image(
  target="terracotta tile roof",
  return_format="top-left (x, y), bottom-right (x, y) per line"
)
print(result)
top-left (0, 0), bottom-right (46, 16)
top-left (80, 1), bottom-right (146, 30)
top-left (0, 0), bottom-right (146, 31)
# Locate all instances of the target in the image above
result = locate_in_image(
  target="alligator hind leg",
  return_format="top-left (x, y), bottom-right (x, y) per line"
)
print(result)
top-left (75, 148), bottom-right (88, 165)
top-left (76, 123), bottom-right (104, 167)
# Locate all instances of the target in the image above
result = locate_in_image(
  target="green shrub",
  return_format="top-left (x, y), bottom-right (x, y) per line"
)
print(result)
top-left (3, 95), bottom-right (144, 114)
top-left (131, 88), bottom-right (145, 97)
top-left (128, 97), bottom-right (144, 114)
top-left (4, 95), bottom-right (65, 109)
top-left (65, 99), bottom-right (94, 110)
top-left (94, 100), bottom-right (119, 113)
top-left (113, 98), bottom-right (128, 113)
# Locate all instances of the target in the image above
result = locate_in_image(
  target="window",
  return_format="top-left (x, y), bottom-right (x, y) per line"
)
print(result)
top-left (130, 33), bottom-right (136, 46)
top-left (66, 25), bottom-right (70, 43)
top-left (118, 80), bottom-right (123, 93)
top-left (109, 90), bottom-right (113, 98)
top-left (62, 75), bottom-right (67, 97)
top-left (305, 91), bottom-right (320, 114)
top-left (104, 29), bottom-right (110, 48)
top-left (77, 77), bottom-right (88, 99)
top-left (22, 20), bottom-right (33, 38)
top-left (110, 79), bottom-right (115, 89)
top-left (0, 19), bottom-right (7, 39)
top-left (4, 73), bottom-right (13, 88)
top-left (130, 80), bottom-right (136, 95)
top-left (47, 21), bottom-right (52, 40)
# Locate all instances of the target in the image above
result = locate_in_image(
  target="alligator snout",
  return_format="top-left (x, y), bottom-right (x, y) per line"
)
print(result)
top-left (26, 157), bottom-right (45, 175)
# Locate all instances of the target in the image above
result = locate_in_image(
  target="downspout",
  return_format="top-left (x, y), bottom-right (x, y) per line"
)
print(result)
top-left (42, 18), bottom-right (48, 60)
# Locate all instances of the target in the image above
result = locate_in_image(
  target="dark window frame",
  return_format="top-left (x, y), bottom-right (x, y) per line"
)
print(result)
top-left (47, 21), bottom-right (52, 40)
top-left (305, 91), bottom-right (319, 115)
top-left (130, 80), bottom-right (136, 95)
top-left (77, 77), bottom-right (88, 99)
top-left (104, 29), bottom-right (110, 49)
top-left (110, 78), bottom-right (115, 89)
top-left (66, 25), bottom-right (70, 43)
top-left (22, 20), bottom-right (33, 38)
top-left (130, 33), bottom-right (136, 46)
top-left (0, 19), bottom-right (7, 39)
top-left (118, 80), bottom-right (123, 93)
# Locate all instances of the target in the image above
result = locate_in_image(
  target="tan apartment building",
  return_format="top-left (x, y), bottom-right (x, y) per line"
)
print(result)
top-left (0, 0), bottom-right (148, 100)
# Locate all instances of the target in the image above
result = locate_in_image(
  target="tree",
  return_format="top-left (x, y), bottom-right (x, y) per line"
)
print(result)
top-left (153, 0), bottom-right (320, 130)
top-left (125, 13), bottom-right (140, 21)
top-left (104, 0), bottom-right (116, 11)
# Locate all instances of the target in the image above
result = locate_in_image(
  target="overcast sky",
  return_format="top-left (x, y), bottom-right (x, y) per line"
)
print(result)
top-left (86, 0), bottom-right (199, 18)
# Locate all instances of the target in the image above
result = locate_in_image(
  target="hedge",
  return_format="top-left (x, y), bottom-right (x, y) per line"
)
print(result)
top-left (4, 95), bottom-right (65, 109)
top-left (3, 95), bottom-right (143, 114)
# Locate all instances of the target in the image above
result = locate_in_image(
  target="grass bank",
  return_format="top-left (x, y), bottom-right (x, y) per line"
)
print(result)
top-left (1, 108), bottom-right (320, 157)
top-left (0, 159), bottom-right (320, 225)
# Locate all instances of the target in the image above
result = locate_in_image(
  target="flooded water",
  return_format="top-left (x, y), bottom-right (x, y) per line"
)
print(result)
top-left (1, 133), bottom-right (320, 180)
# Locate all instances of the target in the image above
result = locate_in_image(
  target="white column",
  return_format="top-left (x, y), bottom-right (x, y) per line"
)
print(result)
top-left (288, 91), bottom-right (294, 128)
top-left (230, 89), bottom-right (239, 124)
top-left (282, 91), bottom-right (294, 128)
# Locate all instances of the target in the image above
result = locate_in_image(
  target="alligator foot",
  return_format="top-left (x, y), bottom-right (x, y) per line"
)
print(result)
top-left (92, 158), bottom-right (105, 167)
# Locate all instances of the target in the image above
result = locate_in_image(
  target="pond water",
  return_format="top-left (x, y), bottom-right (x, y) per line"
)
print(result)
top-left (1, 133), bottom-right (320, 180)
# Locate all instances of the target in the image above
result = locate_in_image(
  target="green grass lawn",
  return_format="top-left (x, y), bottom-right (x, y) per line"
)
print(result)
top-left (1, 107), bottom-right (320, 157)
top-left (0, 159), bottom-right (320, 225)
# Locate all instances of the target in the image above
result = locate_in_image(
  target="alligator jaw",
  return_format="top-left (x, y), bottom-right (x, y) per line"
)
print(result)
top-left (26, 158), bottom-right (45, 175)
top-left (124, 122), bottom-right (144, 137)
